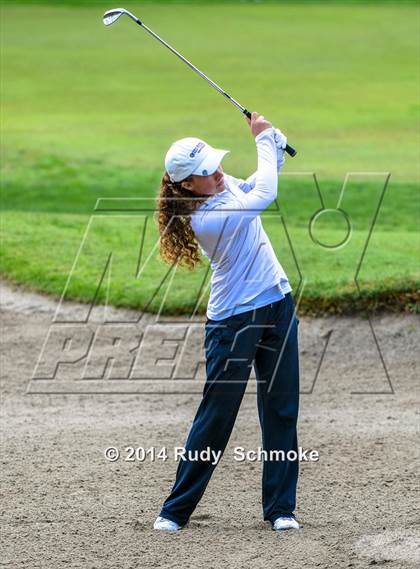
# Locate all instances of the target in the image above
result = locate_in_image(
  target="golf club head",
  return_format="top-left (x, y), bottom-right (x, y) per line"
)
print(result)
top-left (103, 8), bottom-right (139, 26)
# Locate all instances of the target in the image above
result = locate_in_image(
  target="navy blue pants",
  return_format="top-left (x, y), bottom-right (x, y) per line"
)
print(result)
top-left (159, 292), bottom-right (300, 526)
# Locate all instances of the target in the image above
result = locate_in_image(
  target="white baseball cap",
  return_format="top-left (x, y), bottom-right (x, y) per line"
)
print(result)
top-left (165, 137), bottom-right (230, 183)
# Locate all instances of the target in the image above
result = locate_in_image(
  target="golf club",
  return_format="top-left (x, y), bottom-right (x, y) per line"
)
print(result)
top-left (103, 7), bottom-right (297, 157)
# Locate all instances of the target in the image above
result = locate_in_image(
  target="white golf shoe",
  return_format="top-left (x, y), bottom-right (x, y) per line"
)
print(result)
top-left (153, 515), bottom-right (182, 532)
top-left (272, 516), bottom-right (300, 531)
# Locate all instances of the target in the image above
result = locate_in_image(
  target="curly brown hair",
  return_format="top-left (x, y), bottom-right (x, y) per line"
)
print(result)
top-left (156, 172), bottom-right (209, 271)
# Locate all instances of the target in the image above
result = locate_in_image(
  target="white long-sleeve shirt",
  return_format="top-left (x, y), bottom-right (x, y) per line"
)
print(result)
top-left (190, 127), bottom-right (291, 320)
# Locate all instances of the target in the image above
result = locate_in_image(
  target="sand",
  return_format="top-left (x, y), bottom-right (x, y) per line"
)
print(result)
top-left (1, 281), bottom-right (419, 568)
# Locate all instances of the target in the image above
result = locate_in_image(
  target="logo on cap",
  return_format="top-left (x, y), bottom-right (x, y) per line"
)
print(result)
top-left (189, 142), bottom-right (205, 159)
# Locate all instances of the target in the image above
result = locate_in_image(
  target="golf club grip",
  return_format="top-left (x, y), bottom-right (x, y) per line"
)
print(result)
top-left (243, 110), bottom-right (297, 157)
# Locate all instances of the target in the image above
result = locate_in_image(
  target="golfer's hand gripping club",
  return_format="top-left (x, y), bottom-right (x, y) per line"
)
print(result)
top-left (245, 112), bottom-right (290, 157)
top-left (244, 110), bottom-right (296, 157)
top-left (103, 7), bottom-right (297, 158)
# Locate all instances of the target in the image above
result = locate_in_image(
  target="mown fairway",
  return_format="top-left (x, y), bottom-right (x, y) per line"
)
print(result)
top-left (1, 1), bottom-right (418, 313)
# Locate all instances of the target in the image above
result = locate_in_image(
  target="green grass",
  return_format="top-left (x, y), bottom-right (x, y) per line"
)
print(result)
top-left (1, 207), bottom-right (418, 315)
top-left (2, 207), bottom-right (416, 314)
top-left (1, 3), bottom-right (419, 314)
top-left (2, 3), bottom-right (418, 178)
top-left (2, 153), bottom-right (418, 314)
top-left (2, 1), bottom-right (418, 5)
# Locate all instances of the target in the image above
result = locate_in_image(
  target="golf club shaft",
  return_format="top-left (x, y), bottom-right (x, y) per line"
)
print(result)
top-left (130, 14), bottom-right (297, 157)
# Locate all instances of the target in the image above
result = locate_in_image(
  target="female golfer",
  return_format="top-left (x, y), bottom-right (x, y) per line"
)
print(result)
top-left (154, 112), bottom-right (300, 532)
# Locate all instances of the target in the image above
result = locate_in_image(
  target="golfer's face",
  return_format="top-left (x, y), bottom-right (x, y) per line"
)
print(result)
top-left (189, 165), bottom-right (225, 197)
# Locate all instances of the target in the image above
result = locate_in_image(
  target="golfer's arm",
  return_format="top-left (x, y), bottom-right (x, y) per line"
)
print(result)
top-left (197, 130), bottom-right (278, 240)
top-left (234, 133), bottom-right (285, 193)
top-left (240, 128), bottom-right (279, 207)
